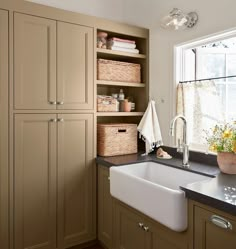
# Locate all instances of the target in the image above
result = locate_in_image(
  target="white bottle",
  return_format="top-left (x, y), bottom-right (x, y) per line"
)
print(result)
top-left (118, 89), bottom-right (125, 101)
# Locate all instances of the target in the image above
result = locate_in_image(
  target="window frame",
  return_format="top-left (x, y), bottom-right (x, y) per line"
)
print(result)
top-left (173, 29), bottom-right (236, 153)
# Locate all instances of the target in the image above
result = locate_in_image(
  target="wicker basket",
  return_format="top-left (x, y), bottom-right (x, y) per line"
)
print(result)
top-left (97, 59), bottom-right (141, 83)
top-left (97, 95), bottom-right (118, 112)
top-left (97, 123), bottom-right (137, 156)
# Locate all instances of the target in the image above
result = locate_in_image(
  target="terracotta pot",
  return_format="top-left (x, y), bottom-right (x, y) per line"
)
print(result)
top-left (217, 152), bottom-right (236, 174)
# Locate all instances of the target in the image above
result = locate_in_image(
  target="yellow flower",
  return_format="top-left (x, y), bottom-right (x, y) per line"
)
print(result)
top-left (209, 144), bottom-right (217, 152)
top-left (222, 130), bottom-right (232, 139)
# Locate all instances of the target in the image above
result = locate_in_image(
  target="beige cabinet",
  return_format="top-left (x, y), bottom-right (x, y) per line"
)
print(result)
top-left (57, 22), bottom-right (94, 110)
top-left (0, 9), bottom-right (9, 249)
top-left (113, 200), bottom-right (188, 249)
top-left (98, 166), bottom-right (113, 248)
top-left (14, 13), bottom-right (57, 110)
top-left (14, 114), bottom-right (57, 249)
top-left (14, 13), bottom-right (94, 110)
top-left (146, 219), bottom-right (188, 249)
top-left (57, 114), bottom-right (95, 248)
top-left (14, 114), bottom-right (95, 249)
top-left (193, 204), bottom-right (236, 249)
top-left (113, 201), bottom-right (148, 249)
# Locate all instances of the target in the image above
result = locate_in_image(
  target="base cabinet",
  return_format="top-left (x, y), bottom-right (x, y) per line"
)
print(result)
top-left (113, 201), bottom-right (188, 249)
top-left (14, 114), bottom-right (95, 249)
top-left (98, 166), bottom-right (113, 248)
top-left (98, 166), bottom-right (188, 249)
top-left (113, 201), bottom-right (149, 249)
top-left (192, 202), bottom-right (236, 249)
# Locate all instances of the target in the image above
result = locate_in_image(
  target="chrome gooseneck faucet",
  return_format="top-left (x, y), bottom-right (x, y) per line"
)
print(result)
top-left (170, 115), bottom-right (189, 168)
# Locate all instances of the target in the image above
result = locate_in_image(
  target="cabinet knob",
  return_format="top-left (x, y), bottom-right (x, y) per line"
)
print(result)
top-left (138, 222), bottom-right (144, 229)
top-left (50, 119), bottom-right (57, 122)
top-left (49, 101), bottom-right (57, 105)
top-left (143, 226), bottom-right (149, 232)
top-left (57, 101), bottom-right (64, 105)
top-left (210, 215), bottom-right (232, 230)
top-left (57, 118), bottom-right (64, 122)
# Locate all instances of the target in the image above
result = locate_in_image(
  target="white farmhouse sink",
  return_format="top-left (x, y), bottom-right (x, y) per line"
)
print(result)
top-left (110, 162), bottom-right (211, 232)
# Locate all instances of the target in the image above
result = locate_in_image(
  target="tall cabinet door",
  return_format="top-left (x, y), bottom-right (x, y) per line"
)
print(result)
top-left (0, 9), bottom-right (9, 249)
top-left (14, 13), bottom-right (57, 109)
top-left (14, 114), bottom-right (57, 249)
top-left (57, 114), bottom-right (95, 248)
top-left (57, 22), bottom-right (94, 110)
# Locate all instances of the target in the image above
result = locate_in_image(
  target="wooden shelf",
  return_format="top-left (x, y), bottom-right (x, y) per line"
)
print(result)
top-left (96, 112), bottom-right (144, 117)
top-left (97, 48), bottom-right (146, 59)
top-left (97, 80), bottom-right (145, 88)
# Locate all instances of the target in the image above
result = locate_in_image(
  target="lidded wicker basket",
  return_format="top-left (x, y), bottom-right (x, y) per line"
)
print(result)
top-left (97, 123), bottom-right (137, 156)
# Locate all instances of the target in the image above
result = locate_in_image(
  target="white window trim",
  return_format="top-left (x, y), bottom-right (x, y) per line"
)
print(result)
top-left (173, 28), bottom-right (236, 153)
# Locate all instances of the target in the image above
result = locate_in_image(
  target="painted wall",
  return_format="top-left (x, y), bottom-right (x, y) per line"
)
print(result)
top-left (27, 0), bottom-right (125, 22)
top-left (28, 0), bottom-right (236, 146)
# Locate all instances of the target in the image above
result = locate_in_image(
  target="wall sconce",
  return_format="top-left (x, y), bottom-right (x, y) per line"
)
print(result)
top-left (161, 8), bottom-right (198, 30)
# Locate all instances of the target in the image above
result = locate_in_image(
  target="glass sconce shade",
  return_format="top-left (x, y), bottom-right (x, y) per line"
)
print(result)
top-left (161, 8), bottom-right (198, 30)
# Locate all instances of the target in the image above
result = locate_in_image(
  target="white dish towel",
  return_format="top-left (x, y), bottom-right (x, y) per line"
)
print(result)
top-left (137, 100), bottom-right (163, 154)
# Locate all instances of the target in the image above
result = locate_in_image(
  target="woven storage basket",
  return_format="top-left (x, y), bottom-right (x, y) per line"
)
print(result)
top-left (97, 95), bottom-right (118, 112)
top-left (97, 123), bottom-right (137, 156)
top-left (97, 59), bottom-right (141, 83)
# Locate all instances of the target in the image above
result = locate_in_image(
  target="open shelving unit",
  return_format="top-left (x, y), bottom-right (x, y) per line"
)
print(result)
top-left (95, 27), bottom-right (149, 152)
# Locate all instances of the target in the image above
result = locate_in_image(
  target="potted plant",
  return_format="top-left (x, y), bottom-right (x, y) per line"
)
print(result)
top-left (205, 122), bottom-right (236, 174)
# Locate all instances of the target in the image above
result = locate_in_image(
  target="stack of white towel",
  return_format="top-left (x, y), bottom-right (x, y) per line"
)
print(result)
top-left (107, 37), bottom-right (139, 54)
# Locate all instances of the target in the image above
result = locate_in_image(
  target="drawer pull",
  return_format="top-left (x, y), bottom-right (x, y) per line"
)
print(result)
top-left (210, 215), bottom-right (232, 230)
top-left (143, 226), bottom-right (149, 232)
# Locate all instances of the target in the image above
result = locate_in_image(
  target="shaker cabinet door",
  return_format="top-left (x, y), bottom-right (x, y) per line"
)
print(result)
top-left (98, 166), bottom-right (113, 249)
top-left (113, 201), bottom-right (148, 249)
top-left (57, 22), bottom-right (94, 110)
top-left (14, 13), bottom-right (57, 109)
top-left (14, 114), bottom-right (57, 249)
top-left (194, 206), bottom-right (236, 249)
top-left (57, 114), bottom-right (95, 248)
top-left (0, 9), bottom-right (9, 249)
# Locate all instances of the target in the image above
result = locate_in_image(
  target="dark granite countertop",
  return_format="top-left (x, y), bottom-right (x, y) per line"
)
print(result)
top-left (96, 149), bottom-right (236, 216)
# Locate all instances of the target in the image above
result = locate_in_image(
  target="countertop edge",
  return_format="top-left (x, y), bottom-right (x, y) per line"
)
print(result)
top-left (181, 187), bottom-right (236, 216)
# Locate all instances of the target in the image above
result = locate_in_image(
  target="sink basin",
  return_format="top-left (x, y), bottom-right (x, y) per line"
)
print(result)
top-left (110, 162), bottom-right (211, 232)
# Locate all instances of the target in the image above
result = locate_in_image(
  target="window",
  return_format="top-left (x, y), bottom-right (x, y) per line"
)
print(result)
top-left (176, 33), bottom-right (236, 152)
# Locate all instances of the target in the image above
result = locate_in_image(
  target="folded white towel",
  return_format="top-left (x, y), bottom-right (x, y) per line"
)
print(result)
top-left (138, 100), bottom-right (163, 154)
top-left (108, 46), bottom-right (139, 54)
top-left (107, 40), bottom-right (136, 49)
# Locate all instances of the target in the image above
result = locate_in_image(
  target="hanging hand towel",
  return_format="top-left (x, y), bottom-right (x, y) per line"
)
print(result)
top-left (138, 100), bottom-right (163, 154)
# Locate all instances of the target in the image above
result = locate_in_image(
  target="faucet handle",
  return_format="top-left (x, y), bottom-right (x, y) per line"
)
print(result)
top-left (177, 139), bottom-right (183, 153)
